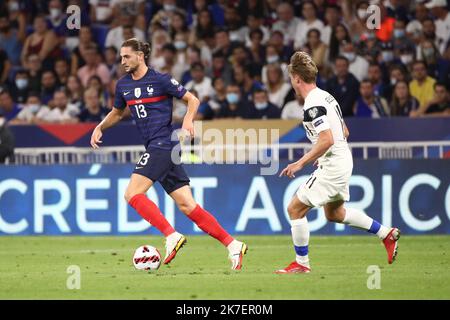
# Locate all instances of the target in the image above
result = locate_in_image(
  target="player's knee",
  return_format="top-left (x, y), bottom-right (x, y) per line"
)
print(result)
top-left (325, 211), bottom-right (343, 223)
top-left (178, 201), bottom-right (197, 215)
top-left (287, 203), bottom-right (300, 219)
top-left (124, 190), bottom-right (137, 203)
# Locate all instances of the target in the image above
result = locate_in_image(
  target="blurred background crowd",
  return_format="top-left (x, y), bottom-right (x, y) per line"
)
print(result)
top-left (0, 0), bottom-right (449, 127)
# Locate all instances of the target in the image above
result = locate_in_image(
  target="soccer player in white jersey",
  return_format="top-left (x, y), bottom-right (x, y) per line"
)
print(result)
top-left (276, 52), bottom-right (400, 274)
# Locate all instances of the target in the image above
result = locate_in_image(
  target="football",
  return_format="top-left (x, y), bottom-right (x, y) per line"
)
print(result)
top-left (132, 245), bottom-right (161, 271)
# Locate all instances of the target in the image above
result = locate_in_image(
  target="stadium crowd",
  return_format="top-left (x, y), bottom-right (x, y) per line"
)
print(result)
top-left (0, 0), bottom-right (449, 126)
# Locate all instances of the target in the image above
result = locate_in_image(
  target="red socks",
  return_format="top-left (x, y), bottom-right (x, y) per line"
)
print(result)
top-left (187, 205), bottom-right (234, 246)
top-left (128, 194), bottom-right (175, 237)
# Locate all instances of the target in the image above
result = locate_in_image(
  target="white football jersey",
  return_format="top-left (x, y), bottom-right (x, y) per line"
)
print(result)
top-left (302, 87), bottom-right (350, 163)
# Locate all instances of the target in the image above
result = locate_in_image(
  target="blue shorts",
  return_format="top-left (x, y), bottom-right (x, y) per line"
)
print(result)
top-left (132, 147), bottom-right (190, 194)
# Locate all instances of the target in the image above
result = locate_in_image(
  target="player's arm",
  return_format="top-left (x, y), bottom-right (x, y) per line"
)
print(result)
top-left (180, 91), bottom-right (200, 138)
top-left (280, 130), bottom-right (334, 178)
top-left (343, 122), bottom-right (349, 139)
top-left (90, 107), bottom-right (125, 149)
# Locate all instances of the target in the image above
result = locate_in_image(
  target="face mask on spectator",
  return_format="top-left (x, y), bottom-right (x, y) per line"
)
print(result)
top-left (226, 93), bottom-right (239, 104)
top-left (357, 9), bottom-right (367, 20)
top-left (255, 102), bottom-right (268, 110)
top-left (267, 55), bottom-right (279, 64)
top-left (423, 47), bottom-right (435, 58)
top-left (382, 50), bottom-right (394, 62)
top-left (164, 4), bottom-right (176, 11)
top-left (343, 52), bottom-right (356, 62)
top-left (28, 104), bottom-right (40, 113)
top-left (390, 78), bottom-right (397, 85)
top-left (393, 29), bottom-right (405, 38)
top-left (50, 8), bottom-right (61, 19)
top-left (174, 41), bottom-right (187, 50)
top-left (16, 79), bottom-right (28, 89)
top-left (400, 54), bottom-right (413, 65)
top-left (8, 1), bottom-right (19, 12)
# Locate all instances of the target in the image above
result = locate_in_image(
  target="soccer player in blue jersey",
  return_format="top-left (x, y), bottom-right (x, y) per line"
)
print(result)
top-left (90, 38), bottom-right (247, 270)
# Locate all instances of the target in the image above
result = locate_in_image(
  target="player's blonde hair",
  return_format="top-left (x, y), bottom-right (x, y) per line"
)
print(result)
top-left (288, 51), bottom-right (318, 84)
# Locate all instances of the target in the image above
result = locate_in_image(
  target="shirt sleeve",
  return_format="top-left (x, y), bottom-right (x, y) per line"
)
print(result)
top-left (304, 106), bottom-right (330, 133)
top-left (162, 74), bottom-right (187, 99)
top-left (114, 81), bottom-right (127, 110)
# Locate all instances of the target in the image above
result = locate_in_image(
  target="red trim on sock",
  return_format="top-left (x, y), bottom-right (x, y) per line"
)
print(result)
top-left (129, 194), bottom-right (175, 237)
top-left (188, 205), bottom-right (234, 246)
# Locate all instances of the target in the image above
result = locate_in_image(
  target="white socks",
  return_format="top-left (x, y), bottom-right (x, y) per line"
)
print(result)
top-left (342, 208), bottom-right (389, 239)
top-left (291, 217), bottom-right (310, 267)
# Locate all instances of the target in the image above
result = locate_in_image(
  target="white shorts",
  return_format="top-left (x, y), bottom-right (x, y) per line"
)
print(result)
top-left (296, 153), bottom-right (353, 208)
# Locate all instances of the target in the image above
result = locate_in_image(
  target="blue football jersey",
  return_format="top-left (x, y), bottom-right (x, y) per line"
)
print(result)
top-left (114, 68), bottom-right (187, 149)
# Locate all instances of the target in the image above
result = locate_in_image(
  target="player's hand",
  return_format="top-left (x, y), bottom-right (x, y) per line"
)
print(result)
top-left (279, 161), bottom-right (303, 178)
top-left (313, 159), bottom-right (319, 167)
top-left (90, 126), bottom-right (103, 149)
top-left (182, 119), bottom-right (195, 139)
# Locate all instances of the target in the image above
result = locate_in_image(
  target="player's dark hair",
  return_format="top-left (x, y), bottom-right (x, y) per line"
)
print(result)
top-left (121, 38), bottom-right (151, 63)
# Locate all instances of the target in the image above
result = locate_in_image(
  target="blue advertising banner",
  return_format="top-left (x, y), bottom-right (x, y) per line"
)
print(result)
top-left (0, 160), bottom-right (449, 235)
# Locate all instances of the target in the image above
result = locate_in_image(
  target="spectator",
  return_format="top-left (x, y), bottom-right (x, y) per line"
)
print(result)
top-left (0, 90), bottom-right (21, 121)
top-left (66, 75), bottom-right (83, 110)
top-left (416, 82), bottom-right (450, 116)
top-left (218, 83), bottom-right (248, 118)
top-left (54, 58), bottom-right (70, 86)
top-left (417, 39), bottom-right (442, 79)
top-left (264, 63), bottom-right (294, 109)
top-left (230, 44), bottom-right (251, 67)
top-left (201, 77), bottom-right (227, 119)
top-left (0, 115), bottom-right (14, 163)
top-left (426, 0), bottom-right (450, 55)
top-left (232, 63), bottom-right (263, 104)
top-left (214, 27), bottom-right (236, 58)
top-left (223, 4), bottom-right (246, 43)
top-left (47, 0), bottom-right (67, 46)
top-left (86, 75), bottom-right (108, 108)
top-left (70, 26), bottom-right (95, 75)
top-left (105, 13), bottom-right (145, 52)
top-left (245, 88), bottom-right (281, 119)
top-left (281, 94), bottom-right (304, 121)
top-left (20, 14), bottom-right (59, 69)
top-left (272, 2), bottom-right (301, 46)
top-left (247, 28), bottom-right (266, 65)
top-left (35, 90), bottom-right (78, 123)
top-left (328, 23), bottom-right (351, 62)
top-left (367, 63), bottom-right (389, 99)
top-left (321, 4), bottom-right (341, 46)
top-left (40, 70), bottom-right (59, 105)
top-left (342, 41), bottom-right (369, 82)
top-left (355, 80), bottom-right (389, 118)
top-left (406, 2), bottom-right (429, 43)
top-left (77, 87), bottom-right (109, 122)
top-left (89, 0), bottom-right (115, 24)
top-left (10, 92), bottom-right (42, 124)
top-left (150, 29), bottom-right (171, 71)
top-left (24, 54), bottom-right (42, 93)
top-left (390, 80), bottom-right (420, 117)
top-left (104, 46), bottom-right (119, 78)
top-left (10, 69), bottom-right (30, 104)
top-left (188, 9), bottom-right (215, 45)
top-left (0, 14), bottom-right (23, 66)
top-left (185, 62), bottom-right (214, 102)
top-left (294, 1), bottom-right (324, 50)
top-left (325, 56), bottom-right (360, 117)
top-left (409, 60), bottom-right (436, 109)
top-left (208, 50), bottom-right (233, 86)
top-left (169, 9), bottom-right (189, 40)
top-left (0, 48), bottom-right (11, 84)
top-left (305, 28), bottom-right (327, 70)
top-left (2, 0), bottom-right (26, 45)
top-left (77, 45), bottom-right (110, 87)
top-left (244, 13), bottom-right (270, 47)
top-left (268, 29), bottom-right (293, 62)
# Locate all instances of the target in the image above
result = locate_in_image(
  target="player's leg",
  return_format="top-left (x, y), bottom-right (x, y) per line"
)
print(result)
top-left (125, 173), bottom-right (176, 237)
top-left (169, 185), bottom-right (248, 270)
top-left (324, 200), bottom-right (401, 263)
top-left (275, 195), bottom-right (312, 274)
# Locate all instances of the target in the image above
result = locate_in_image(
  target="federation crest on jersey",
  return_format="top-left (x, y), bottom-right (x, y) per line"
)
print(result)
top-left (134, 88), bottom-right (141, 98)
top-left (147, 86), bottom-right (154, 95)
top-left (308, 107), bottom-right (318, 119)
top-left (171, 78), bottom-right (179, 86)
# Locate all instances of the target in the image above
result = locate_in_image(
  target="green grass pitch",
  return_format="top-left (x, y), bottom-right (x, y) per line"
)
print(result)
top-left (0, 235), bottom-right (449, 300)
